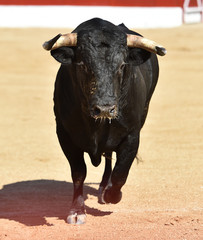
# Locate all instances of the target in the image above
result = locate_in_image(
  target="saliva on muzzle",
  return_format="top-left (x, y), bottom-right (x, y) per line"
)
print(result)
top-left (91, 104), bottom-right (117, 121)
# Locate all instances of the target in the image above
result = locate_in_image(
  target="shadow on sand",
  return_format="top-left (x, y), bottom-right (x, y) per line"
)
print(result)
top-left (0, 180), bottom-right (112, 226)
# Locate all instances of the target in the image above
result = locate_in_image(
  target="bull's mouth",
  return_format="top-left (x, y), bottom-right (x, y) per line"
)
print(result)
top-left (91, 105), bottom-right (118, 123)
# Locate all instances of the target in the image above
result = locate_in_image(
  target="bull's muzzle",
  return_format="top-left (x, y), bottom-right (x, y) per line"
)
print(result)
top-left (91, 105), bottom-right (117, 121)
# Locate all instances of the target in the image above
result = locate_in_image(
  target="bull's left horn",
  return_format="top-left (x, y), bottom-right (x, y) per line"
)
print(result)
top-left (43, 33), bottom-right (77, 51)
top-left (127, 34), bottom-right (167, 56)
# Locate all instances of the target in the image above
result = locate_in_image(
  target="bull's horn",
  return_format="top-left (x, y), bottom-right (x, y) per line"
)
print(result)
top-left (43, 33), bottom-right (77, 51)
top-left (127, 34), bottom-right (167, 56)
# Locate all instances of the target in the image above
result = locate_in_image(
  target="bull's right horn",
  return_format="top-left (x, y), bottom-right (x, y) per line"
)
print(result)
top-left (43, 33), bottom-right (77, 51)
top-left (127, 34), bottom-right (167, 56)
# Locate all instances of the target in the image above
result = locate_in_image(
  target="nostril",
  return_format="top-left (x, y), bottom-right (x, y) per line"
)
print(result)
top-left (109, 105), bottom-right (116, 114)
top-left (91, 105), bottom-right (117, 118)
top-left (93, 106), bottom-right (101, 116)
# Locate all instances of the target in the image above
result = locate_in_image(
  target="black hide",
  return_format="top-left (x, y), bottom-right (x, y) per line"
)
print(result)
top-left (50, 18), bottom-right (159, 224)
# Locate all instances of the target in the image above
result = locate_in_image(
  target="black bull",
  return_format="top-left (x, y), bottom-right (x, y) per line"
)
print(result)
top-left (43, 18), bottom-right (165, 224)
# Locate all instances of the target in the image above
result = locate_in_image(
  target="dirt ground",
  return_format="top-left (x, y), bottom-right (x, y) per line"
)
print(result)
top-left (0, 23), bottom-right (202, 240)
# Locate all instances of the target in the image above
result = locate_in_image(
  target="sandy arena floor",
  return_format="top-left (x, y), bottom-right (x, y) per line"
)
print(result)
top-left (0, 23), bottom-right (202, 239)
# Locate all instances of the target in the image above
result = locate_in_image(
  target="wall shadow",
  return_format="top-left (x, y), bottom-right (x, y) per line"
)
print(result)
top-left (0, 180), bottom-right (112, 226)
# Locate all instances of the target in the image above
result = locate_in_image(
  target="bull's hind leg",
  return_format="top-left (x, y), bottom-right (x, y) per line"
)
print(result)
top-left (98, 152), bottom-right (112, 204)
top-left (103, 133), bottom-right (140, 204)
top-left (56, 123), bottom-right (87, 224)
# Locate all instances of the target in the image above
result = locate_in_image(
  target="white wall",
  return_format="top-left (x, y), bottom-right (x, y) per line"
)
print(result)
top-left (0, 6), bottom-right (183, 28)
top-left (184, 12), bottom-right (202, 23)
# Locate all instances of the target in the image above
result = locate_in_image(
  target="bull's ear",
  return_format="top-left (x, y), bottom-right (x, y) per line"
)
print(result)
top-left (51, 47), bottom-right (74, 64)
top-left (128, 48), bottom-right (151, 66)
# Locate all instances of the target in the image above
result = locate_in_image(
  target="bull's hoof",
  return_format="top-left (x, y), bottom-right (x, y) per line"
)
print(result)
top-left (98, 186), bottom-right (122, 204)
top-left (104, 187), bottom-right (122, 204)
top-left (67, 212), bottom-right (86, 225)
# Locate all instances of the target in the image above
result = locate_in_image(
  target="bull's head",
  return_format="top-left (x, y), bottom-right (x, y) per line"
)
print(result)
top-left (43, 21), bottom-right (166, 121)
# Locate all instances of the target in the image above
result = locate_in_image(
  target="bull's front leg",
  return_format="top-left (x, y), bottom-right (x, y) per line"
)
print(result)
top-left (98, 152), bottom-right (112, 204)
top-left (56, 124), bottom-right (87, 224)
top-left (102, 132), bottom-right (140, 204)
top-left (67, 153), bottom-right (87, 224)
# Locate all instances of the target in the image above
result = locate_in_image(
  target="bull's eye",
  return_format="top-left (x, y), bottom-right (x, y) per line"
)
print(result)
top-left (76, 61), bottom-right (85, 67)
top-left (76, 61), bottom-right (88, 72)
top-left (118, 62), bottom-right (126, 74)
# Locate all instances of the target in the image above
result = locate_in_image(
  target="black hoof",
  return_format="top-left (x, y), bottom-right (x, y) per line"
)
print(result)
top-left (67, 213), bottom-right (86, 225)
top-left (98, 186), bottom-right (122, 204)
top-left (104, 187), bottom-right (122, 204)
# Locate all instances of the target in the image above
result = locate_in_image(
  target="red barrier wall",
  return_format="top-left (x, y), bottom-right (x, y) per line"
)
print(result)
top-left (0, 0), bottom-right (186, 7)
